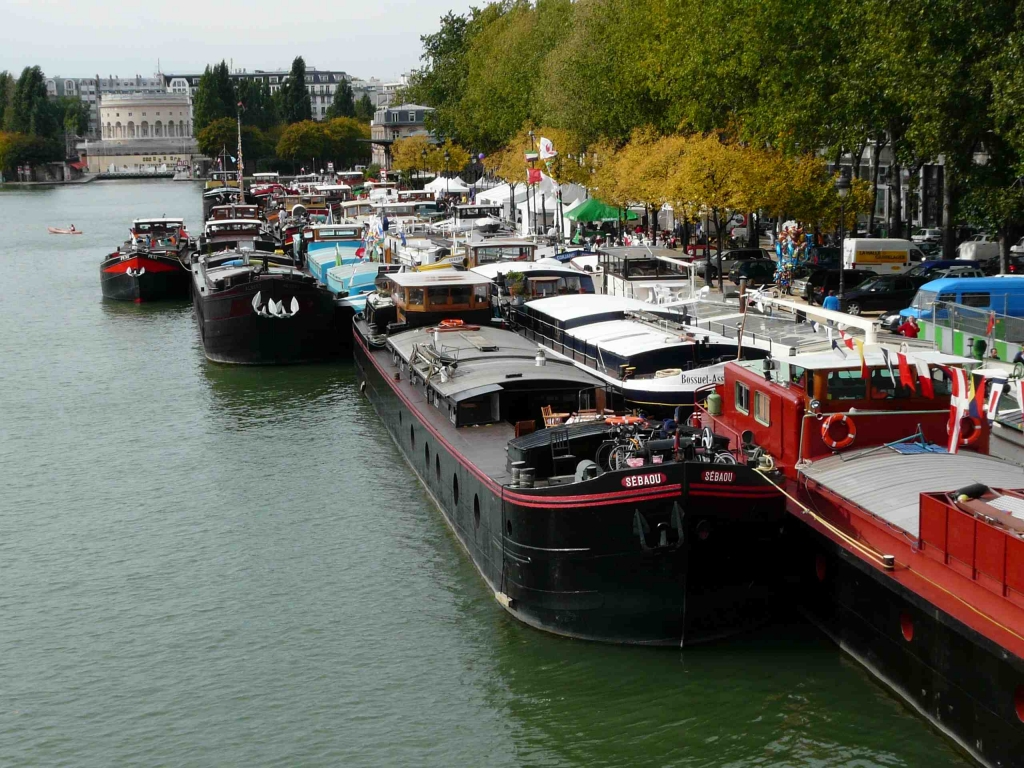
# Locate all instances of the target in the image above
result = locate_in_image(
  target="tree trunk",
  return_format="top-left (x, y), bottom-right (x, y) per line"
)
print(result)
top-left (748, 210), bottom-right (757, 248)
top-left (889, 161), bottom-right (902, 239)
top-left (714, 209), bottom-right (725, 293)
top-left (942, 171), bottom-right (956, 260)
top-left (867, 139), bottom-right (885, 236)
top-left (852, 142), bottom-right (867, 179)
top-left (1000, 225), bottom-right (1010, 275)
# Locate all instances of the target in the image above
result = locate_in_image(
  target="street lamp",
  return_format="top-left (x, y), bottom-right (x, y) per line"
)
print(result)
top-left (835, 167), bottom-right (851, 307)
top-left (444, 148), bottom-right (451, 197)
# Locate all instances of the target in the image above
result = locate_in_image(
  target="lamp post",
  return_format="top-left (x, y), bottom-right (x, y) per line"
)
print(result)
top-left (528, 130), bottom-right (536, 236)
top-left (443, 148), bottom-right (450, 198)
top-left (835, 166), bottom-right (851, 306)
top-left (420, 147), bottom-right (427, 190)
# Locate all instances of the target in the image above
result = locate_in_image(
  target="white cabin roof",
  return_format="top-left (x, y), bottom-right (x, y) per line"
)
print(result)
top-left (388, 271), bottom-right (492, 288)
top-left (525, 294), bottom-right (650, 321)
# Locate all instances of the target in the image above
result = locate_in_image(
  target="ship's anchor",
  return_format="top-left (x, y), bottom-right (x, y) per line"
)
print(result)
top-left (125, 267), bottom-right (146, 277)
top-left (251, 291), bottom-right (300, 319)
top-left (633, 502), bottom-right (685, 552)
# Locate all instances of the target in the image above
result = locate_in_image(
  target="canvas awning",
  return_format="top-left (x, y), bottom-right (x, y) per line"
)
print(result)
top-left (564, 198), bottom-right (638, 223)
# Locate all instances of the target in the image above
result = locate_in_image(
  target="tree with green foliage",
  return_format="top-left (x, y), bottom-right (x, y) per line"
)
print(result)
top-left (281, 57), bottom-right (312, 124)
top-left (4, 66), bottom-right (57, 137)
top-left (326, 79), bottom-right (356, 119)
top-left (0, 71), bottom-right (14, 129)
top-left (193, 61), bottom-right (236, 133)
top-left (235, 78), bottom-right (277, 131)
top-left (54, 96), bottom-right (90, 136)
top-left (196, 116), bottom-right (271, 163)
top-left (323, 117), bottom-right (369, 169)
top-left (0, 131), bottom-right (61, 173)
top-left (354, 93), bottom-right (374, 122)
top-left (276, 120), bottom-right (327, 168)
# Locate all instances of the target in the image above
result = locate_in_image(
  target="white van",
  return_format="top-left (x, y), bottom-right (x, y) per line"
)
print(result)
top-left (842, 238), bottom-right (925, 275)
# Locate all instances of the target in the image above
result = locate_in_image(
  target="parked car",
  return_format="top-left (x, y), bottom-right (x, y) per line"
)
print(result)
top-left (839, 274), bottom-right (931, 315)
top-left (916, 242), bottom-right (943, 259)
top-left (693, 247), bottom-right (771, 278)
top-left (809, 269), bottom-right (878, 305)
top-left (911, 228), bottom-right (943, 244)
top-left (1011, 236), bottom-right (1024, 256)
top-left (980, 254), bottom-right (1024, 275)
top-left (957, 233), bottom-right (1000, 261)
top-left (729, 259), bottom-right (777, 286)
top-left (683, 243), bottom-right (719, 262)
top-left (934, 265), bottom-right (985, 278)
top-left (906, 259), bottom-right (964, 278)
top-left (805, 246), bottom-right (841, 268)
top-left (791, 263), bottom-right (825, 299)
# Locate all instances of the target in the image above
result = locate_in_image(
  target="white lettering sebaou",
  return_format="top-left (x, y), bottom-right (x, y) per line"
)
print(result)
top-left (620, 472), bottom-right (667, 489)
top-left (702, 470), bottom-right (735, 483)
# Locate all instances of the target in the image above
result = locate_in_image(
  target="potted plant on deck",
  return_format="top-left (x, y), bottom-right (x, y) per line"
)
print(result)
top-left (504, 270), bottom-right (526, 305)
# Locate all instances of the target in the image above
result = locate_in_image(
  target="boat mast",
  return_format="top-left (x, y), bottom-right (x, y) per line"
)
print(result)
top-left (235, 102), bottom-right (245, 194)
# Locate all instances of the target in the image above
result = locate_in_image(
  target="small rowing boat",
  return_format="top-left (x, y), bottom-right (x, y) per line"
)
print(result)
top-left (48, 227), bottom-right (83, 235)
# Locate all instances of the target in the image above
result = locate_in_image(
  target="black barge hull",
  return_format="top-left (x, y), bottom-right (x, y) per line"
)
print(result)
top-left (354, 322), bottom-right (786, 645)
top-left (790, 521), bottom-right (1024, 768)
top-left (193, 276), bottom-right (339, 364)
top-left (100, 255), bottom-right (190, 302)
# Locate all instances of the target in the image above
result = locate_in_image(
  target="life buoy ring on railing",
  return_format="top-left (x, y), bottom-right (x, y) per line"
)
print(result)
top-left (439, 318), bottom-right (464, 329)
top-left (605, 415), bottom-right (645, 426)
top-left (821, 413), bottom-right (856, 450)
top-left (948, 415), bottom-right (982, 447)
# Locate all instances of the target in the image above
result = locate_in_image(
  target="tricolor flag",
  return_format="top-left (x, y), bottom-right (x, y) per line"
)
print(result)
top-left (945, 366), bottom-right (970, 453)
top-left (986, 376), bottom-right (1007, 421)
top-left (854, 338), bottom-right (869, 379)
top-left (915, 359), bottom-right (935, 399)
top-left (809, 320), bottom-right (821, 334)
top-left (828, 327), bottom-right (847, 358)
top-left (838, 328), bottom-right (856, 351)
top-left (896, 350), bottom-right (917, 394)
top-left (880, 348), bottom-right (898, 387)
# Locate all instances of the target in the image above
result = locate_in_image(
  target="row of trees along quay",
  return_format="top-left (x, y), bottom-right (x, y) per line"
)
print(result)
top-left (397, 0), bottom-right (1024, 271)
top-left (192, 57), bottom-right (373, 173)
top-left (0, 66), bottom-right (90, 174)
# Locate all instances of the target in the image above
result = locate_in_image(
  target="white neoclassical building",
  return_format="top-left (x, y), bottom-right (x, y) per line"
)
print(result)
top-left (100, 93), bottom-right (192, 140)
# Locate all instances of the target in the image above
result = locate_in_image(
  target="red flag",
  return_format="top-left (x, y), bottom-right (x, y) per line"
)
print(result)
top-left (943, 366), bottom-right (969, 453)
top-left (897, 351), bottom-right (916, 394)
top-left (527, 168), bottom-right (542, 185)
top-left (915, 359), bottom-right (934, 399)
top-left (838, 328), bottom-right (856, 350)
top-left (972, 372), bottom-right (987, 419)
top-left (986, 312), bottom-right (995, 336)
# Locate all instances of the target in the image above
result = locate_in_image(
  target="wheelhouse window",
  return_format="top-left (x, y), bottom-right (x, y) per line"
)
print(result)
top-left (827, 369), bottom-right (865, 401)
top-left (754, 391), bottom-right (770, 425)
top-left (735, 382), bottom-right (750, 414)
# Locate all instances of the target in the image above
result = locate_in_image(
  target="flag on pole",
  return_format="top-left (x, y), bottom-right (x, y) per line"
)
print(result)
top-left (527, 168), bottom-right (542, 185)
top-left (539, 137), bottom-right (557, 159)
top-left (986, 312), bottom-right (996, 336)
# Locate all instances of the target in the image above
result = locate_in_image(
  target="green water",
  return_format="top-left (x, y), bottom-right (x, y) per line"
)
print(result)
top-left (0, 180), bottom-right (971, 767)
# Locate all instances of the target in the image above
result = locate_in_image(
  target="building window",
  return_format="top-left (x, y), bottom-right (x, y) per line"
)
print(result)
top-left (754, 391), bottom-right (770, 426)
top-left (269, 76), bottom-right (278, 83)
top-left (735, 382), bottom-right (750, 414)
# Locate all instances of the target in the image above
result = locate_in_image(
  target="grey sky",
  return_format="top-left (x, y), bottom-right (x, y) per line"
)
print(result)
top-left (3, 0), bottom-right (473, 80)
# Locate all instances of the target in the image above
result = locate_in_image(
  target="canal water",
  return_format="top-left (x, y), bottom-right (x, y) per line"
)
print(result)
top-left (0, 180), bottom-right (971, 767)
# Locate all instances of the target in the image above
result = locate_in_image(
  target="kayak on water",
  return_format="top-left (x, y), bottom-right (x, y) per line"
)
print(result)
top-left (48, 227), bottom-right (83, 235)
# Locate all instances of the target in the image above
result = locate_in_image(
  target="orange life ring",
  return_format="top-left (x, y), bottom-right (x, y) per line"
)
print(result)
top-left (439, 318), bottom-right (465, 329)
top-left (948, 415), bottom-right (982, 447)
top-left (821, 413), bottom-right (856, 450)
top-left (605, 415), bottom-right (645, 426)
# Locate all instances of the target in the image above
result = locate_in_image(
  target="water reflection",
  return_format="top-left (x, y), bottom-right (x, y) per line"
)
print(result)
top-left (478, 609), bottom-right (971, 767)
top-left (199, 359), bottom-right (362, 429)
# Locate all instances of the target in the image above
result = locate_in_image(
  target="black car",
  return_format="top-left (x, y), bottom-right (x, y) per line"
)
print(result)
top-left (808, 269), bottom-right (877, 305)
top-left (839, 274), bottom-right (930, 315)
top-left (693, 247), bottom-right (771, 278)
top-left (729, 259), bottom-right (776, 286)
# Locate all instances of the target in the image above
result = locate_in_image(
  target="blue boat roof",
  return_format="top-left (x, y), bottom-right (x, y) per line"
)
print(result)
top-left (919, 275), bottom-right (1024, 293)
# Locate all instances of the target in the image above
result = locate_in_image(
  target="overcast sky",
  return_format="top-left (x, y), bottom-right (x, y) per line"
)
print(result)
top-left (3, 0), bottom-right (475, 81)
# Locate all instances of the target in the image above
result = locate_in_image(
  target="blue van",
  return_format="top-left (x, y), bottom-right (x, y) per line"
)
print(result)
top-left (900, 275), bottom-right (1024, 321)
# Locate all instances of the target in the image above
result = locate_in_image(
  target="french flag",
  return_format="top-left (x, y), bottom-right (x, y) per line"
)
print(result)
top-left (945, 366), bottom-right (969, 453)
